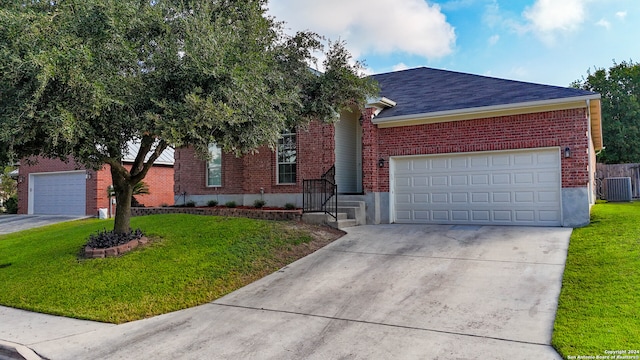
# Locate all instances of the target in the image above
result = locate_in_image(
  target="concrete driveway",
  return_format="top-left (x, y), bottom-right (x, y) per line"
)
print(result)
top-left (0, 215), bottom-right (87, 235)
top-left (1, 224), bottom-right (570, 359)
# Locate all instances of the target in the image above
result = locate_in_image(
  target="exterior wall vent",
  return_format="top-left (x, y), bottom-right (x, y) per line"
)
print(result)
top-left (605, 177), bottom-right (633, 202)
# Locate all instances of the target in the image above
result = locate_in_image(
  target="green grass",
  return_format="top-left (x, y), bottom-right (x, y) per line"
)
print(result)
top-left (553, 202), bottom-right (640, 357)
top-left (0, 214), bottom-right (314, 324)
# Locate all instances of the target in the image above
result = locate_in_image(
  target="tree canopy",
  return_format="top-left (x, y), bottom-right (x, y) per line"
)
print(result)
top-left (572, 60), bottom-right (640, 163)
top-left (0, 0), bottom-right (378, 232)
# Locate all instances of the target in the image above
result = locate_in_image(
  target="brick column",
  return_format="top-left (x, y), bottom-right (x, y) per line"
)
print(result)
top-left (361, 107), bottom-right (379, 193)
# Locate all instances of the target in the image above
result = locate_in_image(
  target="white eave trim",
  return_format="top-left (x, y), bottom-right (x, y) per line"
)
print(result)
top-left (372, 94), bottom-right (601, 128)
top-left (366, 97), bottom-right (397, 117)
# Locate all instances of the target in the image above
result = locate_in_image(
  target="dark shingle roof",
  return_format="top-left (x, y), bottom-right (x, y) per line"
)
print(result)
top-left (371, 67), bottom-right (597, 119)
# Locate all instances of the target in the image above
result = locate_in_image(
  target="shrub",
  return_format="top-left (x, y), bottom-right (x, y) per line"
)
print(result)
top-left (225, 201), bottom-right (237, 208)
top-left (207, 200), bottom-right (219, 207)
top-left (253, 199), bottom-right (266, 208)
top-left (86, 228), bottom-right (144, 249)
top-left (185, 200), bottom-right (196, 207)
top-left (284, 203), bottom-right (296, 210)
top-left (4, 195), bottom-right (18, 214)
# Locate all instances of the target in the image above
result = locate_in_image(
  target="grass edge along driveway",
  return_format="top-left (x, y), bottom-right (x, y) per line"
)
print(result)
top-left (0, 214), bottom-right (340, 324)
top-left (553, 202), bottom-right (640, 358)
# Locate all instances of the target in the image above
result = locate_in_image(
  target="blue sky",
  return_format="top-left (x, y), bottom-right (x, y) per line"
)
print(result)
top-left (268, 0), bottom-right (639, 87)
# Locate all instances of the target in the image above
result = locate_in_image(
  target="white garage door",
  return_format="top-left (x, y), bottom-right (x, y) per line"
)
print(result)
top-left (31, 172), bottom-right (86, 215)
top-left (392, 148), bottom-right (561, 226)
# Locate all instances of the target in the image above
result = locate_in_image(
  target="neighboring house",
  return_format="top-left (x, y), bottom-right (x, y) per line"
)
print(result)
top-left (175, 67), bottom-right (604, 227)
top-left (17, 144), bottom-right (174, 216)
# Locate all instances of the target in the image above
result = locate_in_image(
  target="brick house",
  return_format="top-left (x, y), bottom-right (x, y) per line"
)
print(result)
top-left (17, 144), bottom-right (174, 216)
top-left (175, 67), bottom-right (603, 227)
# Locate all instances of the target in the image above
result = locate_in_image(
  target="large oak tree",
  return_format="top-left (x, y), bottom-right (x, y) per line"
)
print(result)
top-left (0, 0), bottom-right (378, 233)
top-left (572, 60), bottom-right (640, 163)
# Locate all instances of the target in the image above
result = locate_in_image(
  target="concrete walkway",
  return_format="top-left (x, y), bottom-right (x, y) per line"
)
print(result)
top-left (0, 224), bottom-right (570, 359)
top-left (0, 215), bottom-right (88, 235)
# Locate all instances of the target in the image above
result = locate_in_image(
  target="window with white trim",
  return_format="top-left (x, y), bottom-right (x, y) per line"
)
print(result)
top-left (207, 144), bottom-right (222, 187)
top-left (277, 129), bottom-right (296, 184)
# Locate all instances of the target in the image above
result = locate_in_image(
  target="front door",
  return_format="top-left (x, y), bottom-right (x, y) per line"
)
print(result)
top-left (334, 111), bottom-right (362, 194)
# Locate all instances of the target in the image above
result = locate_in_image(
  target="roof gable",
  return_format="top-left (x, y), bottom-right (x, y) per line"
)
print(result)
top-left (371, 67), bottom-right (598, 119)
top-left (123, 141), bottom-right (174, 166)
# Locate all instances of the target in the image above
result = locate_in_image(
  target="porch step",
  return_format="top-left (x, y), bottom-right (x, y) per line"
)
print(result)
top-left (301, 212), bottom-right (353, 230)
top-left (301, 200), bottom-right (365, 230)
top-left (337, 200), bottom-right (366, 225)
top-left (328, 218), bottom-right (357, 229)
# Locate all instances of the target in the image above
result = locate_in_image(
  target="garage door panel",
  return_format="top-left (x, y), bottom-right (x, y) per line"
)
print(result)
top-left (396, 176), bottom-right (411, 187)
top-left (540, 210), bottom-right (560, 222)
top-left (396, 210), bottom-right (412, 221)
top-left (471, 174), bottom-right (489, 185)
top-left (414, 210), bottom-right (430, 220)
top-left (472, 210), bottom-right (490, 221)
top-left (432, 211), bottom-right (449, 221)
top-left (492, 173), bottom-right (511, 185)
top-left (452, 210), bottom-right (470, 221)
top-left (538, 191), bottom-right (560, 202)
top-left (431, 176), bottom-right (448, 186)
top-left (515, 210), bottom-right (535, 222)
top-left (514, 153), bottom-right (535, 166)
top-left (429, 158), bottom-right (447, 169)
top-left (393, 148), bottom-right (561, 226)
top-left (514, 192), bottom-right (535, 203)
top-left (471, 192), bottom-right (489, 203)
top-left (396, 161), bottom-right (411, 171)
top-left (470, 156), bottom-right (489, 167)
top-left (538, 171), bottom-right (559, 183)
top-left (452, 157), bottom-right (469, 168)
top-left (492, 155), bottom-right (510, 167)
top-left (538, 152), bottom-right (559, 165)
top-left (413, 177), bottom-right (428, 186)
top-left (450, 175), bottom-right (467, 186)
top-left (514, 173), bottom-right (534, 184)
top-left (432, 193), bottom-right (449, 203)
top-left (32, 172), bottom-right (86, 215)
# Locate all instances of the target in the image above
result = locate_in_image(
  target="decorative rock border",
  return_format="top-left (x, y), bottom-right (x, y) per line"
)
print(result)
top-left (131, 207), bottom-right (303, 221)
top-left (84, 237), bottom-right (150, 259)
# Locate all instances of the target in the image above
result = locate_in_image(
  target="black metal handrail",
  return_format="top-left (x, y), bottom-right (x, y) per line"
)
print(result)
top-left (303, 166), bottom-right (338, 220)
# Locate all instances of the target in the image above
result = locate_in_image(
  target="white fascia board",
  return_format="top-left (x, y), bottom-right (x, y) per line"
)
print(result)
top-left (372, 94), bottom-right (601, 127)
top-left (366, 97), bottom-right (397, 117)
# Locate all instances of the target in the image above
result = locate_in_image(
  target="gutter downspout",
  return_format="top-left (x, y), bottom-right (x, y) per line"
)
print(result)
top-left (586, 99), bottom-right (595, 205)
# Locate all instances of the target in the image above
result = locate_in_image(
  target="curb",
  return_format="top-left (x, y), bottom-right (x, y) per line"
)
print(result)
top-left (0, 340), bottom-right (43, 360)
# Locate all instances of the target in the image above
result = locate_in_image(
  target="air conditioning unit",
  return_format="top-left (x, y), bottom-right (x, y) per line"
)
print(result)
top-left (605, 177), bottom-right (633, 202)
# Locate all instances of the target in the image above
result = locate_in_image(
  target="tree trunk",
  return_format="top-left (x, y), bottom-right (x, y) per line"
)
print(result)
top-left (110, 165), bottom-right (134, 234)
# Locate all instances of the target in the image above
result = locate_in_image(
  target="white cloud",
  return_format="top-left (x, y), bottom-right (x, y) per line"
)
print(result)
top-left (596, 18), bottom-right (611, 29)
top-left (488, 34), bottom-right (500, 45)
top-left (267, 0), bottom-right (456, 60)
top-left (616, 11), bottom-right (627, 20)
top-left (392, 62), bottom-right (410, 72)
top-left (523, 0), bottom-right (587, 33)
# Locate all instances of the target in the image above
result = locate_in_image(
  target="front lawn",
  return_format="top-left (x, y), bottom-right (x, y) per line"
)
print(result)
top-left (553, 202), bottom-right (640, 358)
top-left (0, 214), bottom-right (339, 323)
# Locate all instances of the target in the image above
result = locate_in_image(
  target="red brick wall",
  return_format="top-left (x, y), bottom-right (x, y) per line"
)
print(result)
top-left (94, 164), bottom-right (175, 211)
top-left (174, 120), bottom-right (334, 197)
top-left (174, 108), bottom-right (590, 198)
top-left (369, 108), bottom-right (589, 192)
top-left (129, 165), bottom-right (175, 207)
top-left (18, 157), bottom-right (174, 215)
